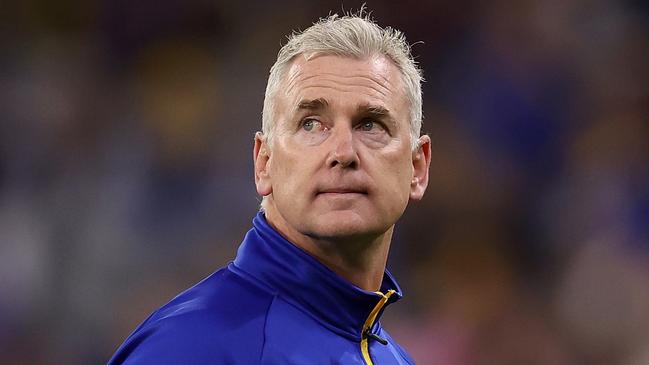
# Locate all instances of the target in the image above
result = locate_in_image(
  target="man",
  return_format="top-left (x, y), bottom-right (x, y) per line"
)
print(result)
top-left (109, 12), bottom-right (431, 365)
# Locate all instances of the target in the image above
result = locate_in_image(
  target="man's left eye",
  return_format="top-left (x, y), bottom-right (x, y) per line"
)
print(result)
top-left (358, 120), bottom-right (381, 132)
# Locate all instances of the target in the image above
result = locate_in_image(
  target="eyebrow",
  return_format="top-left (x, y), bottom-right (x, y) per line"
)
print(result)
top-left (296, 99), bottom-right (390, 115)
top-left (358, 103), bottom-right (391, 118)
top-left (296, 98), bottom-right (329, 111)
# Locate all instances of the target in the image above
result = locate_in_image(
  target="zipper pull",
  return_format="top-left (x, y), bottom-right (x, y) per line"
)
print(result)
top-left (363, 328), bottom-right (388, 345)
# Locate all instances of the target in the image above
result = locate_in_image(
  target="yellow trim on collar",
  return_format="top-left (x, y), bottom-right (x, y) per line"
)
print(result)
top-left (360, 289), bottom-right (395, 365)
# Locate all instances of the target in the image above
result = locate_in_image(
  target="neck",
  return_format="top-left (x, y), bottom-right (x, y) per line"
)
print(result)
top-left (264, 206), bottom-right (392, 292)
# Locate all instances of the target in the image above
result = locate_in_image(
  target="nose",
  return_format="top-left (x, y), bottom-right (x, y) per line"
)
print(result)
top-left (325, 125), bottom-right (359, 169)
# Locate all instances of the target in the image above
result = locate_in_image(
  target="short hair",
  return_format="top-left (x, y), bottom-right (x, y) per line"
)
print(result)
top-left (262, 12), bottom-right (423, 149)
top-left (259, 12), bottom-right (424, 210)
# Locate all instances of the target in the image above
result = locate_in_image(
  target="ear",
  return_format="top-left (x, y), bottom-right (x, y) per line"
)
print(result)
top-left (409, 134), bottom-right (432, 201)
top-left (253, 132), bottom-right (272, 197)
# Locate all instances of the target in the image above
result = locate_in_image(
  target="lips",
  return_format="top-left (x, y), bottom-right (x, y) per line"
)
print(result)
top-left (316, 187), bottom-right (368, 195)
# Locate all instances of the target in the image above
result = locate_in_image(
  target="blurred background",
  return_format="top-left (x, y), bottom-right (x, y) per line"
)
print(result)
top-left (1, 0), bottom-right (648, 364)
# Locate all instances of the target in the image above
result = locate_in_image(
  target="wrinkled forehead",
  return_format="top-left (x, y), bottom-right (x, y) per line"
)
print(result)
top-left (288, 52), bottom-right (397, 77)
top-left (277, 53), bottom-right (409, 115)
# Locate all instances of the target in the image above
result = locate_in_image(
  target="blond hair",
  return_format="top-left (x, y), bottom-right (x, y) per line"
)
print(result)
top-left (262, 12), bottom-right (423, 148)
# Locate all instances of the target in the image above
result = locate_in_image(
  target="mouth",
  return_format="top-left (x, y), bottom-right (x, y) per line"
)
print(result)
top-left (316, 188), bottom-right (368, 196)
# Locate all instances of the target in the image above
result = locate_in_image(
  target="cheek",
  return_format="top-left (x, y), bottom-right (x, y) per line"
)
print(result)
top-left (269, 149), bottom-right (311, 195)
top-left (383, 151), bottom-right (413, 182)
top-left (378, 154), bottom-right (414, 202)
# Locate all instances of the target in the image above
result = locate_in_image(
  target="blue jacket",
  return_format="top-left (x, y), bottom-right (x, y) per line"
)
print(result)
top-left (108, 213), bottom-right (415, 364)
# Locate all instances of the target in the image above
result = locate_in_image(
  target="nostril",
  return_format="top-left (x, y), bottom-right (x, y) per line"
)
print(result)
top-left (328, 150), bottom-right (359, 169)
top-left (330, 158), bottom-right (357, 169)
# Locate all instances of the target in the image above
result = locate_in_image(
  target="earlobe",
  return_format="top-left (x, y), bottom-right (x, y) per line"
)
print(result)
top-left (253, 132), bottom-right (273, 197)
top-left (409, 135), bottom-right (432, 201)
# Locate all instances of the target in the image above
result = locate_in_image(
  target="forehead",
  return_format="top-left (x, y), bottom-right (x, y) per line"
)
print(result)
top-left (278, 54), bottom-right (408, 116)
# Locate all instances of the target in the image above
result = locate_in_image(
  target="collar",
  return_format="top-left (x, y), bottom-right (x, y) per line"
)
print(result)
top-left (232, 212), bottom-right (403, 339)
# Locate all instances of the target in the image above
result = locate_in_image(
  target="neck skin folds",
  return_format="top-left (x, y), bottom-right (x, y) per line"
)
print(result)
top-left (263, 201), bottom-right (391, 292)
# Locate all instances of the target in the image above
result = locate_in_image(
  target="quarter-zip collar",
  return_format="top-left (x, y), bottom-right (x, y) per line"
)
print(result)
top-left (233, 212), bottom-right (403, 340)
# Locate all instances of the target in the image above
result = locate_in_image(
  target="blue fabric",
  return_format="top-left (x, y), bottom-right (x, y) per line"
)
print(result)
top-left (108, 213), bottom-right (415, 364)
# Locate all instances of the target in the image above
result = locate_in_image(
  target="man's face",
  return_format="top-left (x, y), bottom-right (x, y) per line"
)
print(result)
top-left (255, 54), bottom-right (430, 241)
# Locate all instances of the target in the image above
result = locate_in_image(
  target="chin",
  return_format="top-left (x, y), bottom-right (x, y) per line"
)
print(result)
top-left (304, 211), bottom-right (387, 240)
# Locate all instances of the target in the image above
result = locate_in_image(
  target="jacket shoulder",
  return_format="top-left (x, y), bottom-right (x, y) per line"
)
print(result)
top-left (108, 266), bottom-right (275, 365)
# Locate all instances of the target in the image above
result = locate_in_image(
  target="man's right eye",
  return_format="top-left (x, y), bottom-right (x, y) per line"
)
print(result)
top-left (301, 118), bottom-right (320, 132)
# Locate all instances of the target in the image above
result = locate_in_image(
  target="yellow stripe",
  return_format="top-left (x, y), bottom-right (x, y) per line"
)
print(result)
top-left (360, 290), bottom-right (396, 365)
top-left (361, 337), bottom-right (371, 365)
